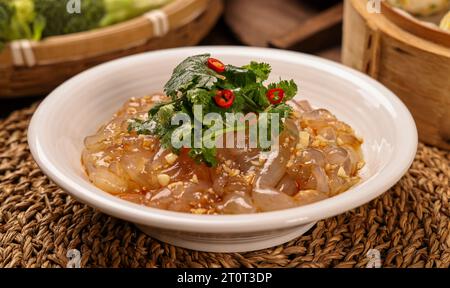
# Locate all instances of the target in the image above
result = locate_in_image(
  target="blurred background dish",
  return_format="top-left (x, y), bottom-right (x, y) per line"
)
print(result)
top-left (0, 0), bottom-right (222, 98)
top-left (0, 0), bottom-right (175, 47)
top-left (343, 0), bottom-right (450, 151)
top-left (386, 0), bottom-right (449, 17)
top-left (0, 0), bottom-right (350, 99)
top-left (441, 10), bottom-right (450, 30)
top-left (383, 0), bottom-right (450, 38)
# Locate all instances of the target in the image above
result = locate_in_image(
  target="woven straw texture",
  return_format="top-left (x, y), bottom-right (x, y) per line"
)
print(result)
top-left (0, 104), bottom-right (449, 268)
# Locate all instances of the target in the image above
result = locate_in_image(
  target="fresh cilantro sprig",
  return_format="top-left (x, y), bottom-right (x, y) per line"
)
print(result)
top-left (129, 54), bottom-right (298, 166)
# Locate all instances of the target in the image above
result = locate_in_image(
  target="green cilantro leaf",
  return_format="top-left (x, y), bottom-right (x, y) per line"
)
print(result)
top-left (188, 147), bottom-right (217, 167)
top-left (243, 61), bottom-right (271, 82)
top-left (224, 64), bottom-right (257, 88)
top-left (130, 54), bottom-right (300, 166)
top-left (164, 54), bottom-right (219, 99)
top-left (186, 88), bottom-right (213, 106)
top-left (268, 79), bottom-right (298, 100)
top-left (128, 118), bottom-right (156, 135)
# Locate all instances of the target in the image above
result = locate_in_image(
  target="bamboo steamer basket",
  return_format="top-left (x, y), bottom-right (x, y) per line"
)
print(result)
top-left (342, 0), bottom-right (450, 150)
top-left (0, 0), bottom-right (223, 98)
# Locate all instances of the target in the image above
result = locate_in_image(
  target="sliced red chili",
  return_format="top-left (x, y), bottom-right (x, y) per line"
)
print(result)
top-left (267, 88), bottom-right (285, 105)
top-left (214, 89), bottom-right (235, 109)
top-left (207, 58), bottom-right (225, 73)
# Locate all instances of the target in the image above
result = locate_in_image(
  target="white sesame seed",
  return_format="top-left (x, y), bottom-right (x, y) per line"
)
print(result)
top-left (191, 174), bottom-right (199, 184)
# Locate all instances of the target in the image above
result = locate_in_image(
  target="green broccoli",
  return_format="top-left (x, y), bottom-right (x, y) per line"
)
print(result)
top-left (0, 0), bottom-right (45, 49)
top-left (65, 0), bottom-right (105, 34)
top-left (0, 0), bottom-right (173, 50)
top-left (100, 0), bottom-right (173, 27)
top-left (0, 1), bottom-right (12, 50)
top-left (34, 0), bottom-right (105, 37)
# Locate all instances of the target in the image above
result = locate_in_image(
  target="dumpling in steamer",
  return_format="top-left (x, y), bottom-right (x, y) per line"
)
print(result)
top-left (440, 10), bottom-right (450, 30)
top-left (387, 0), bottom-right (450, 16)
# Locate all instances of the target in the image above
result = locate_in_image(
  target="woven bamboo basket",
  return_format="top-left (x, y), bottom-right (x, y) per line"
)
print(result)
top-left (0, 0), bottom-right (223, 98)
top-left (342, 0), bottom-right (450, 151)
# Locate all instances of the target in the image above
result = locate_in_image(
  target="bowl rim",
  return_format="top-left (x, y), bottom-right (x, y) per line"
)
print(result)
top-left (28, 46), bottom-right (418, 234)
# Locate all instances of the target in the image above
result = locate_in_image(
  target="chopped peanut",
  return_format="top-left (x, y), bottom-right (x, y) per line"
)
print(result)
top-left (164, 153), bottom-right (178, 165)
top-left (297, 131), bottom-right (310, 149)
top-left (191, 174), bottom-right (199, 184)
top-left (337, 166), bottom-right (348, 178)
top-left (157, 174), bottom-right (171, 186)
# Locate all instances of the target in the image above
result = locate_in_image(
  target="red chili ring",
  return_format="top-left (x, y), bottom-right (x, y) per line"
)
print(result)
top-left (207, 58), bottom-right (226, 73)
top-left (267, 88), bottom-right (285, 105)
top-left (214, 89), bottom-right (235, 109)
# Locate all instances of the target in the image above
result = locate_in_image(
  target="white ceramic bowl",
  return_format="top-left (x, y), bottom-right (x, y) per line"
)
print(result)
top-left (28, 46), bottom-right (418, 252)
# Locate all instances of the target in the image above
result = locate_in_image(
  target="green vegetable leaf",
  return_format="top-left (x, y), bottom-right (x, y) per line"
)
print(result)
top-left (268, 79), bottom-right (298, 100)
top-left (242, 61), bottom-right (271, 82)
top-left (101, 0), bottom-right (173, 27)
top-left (164, 54), bottom-right (219, 98)
top-left (240, 84), bottom-right (269, 108)
top-left (0, 0), bottom-right (174, 51)
top-left (131, 54), bottom-right (300, 166)
top-left (156, 103), bottom-right (175, 126)
top-left (224, 65), bottom-right (256, 88)
top-left (186, 88), bottom-right (213, 106)
top-left (128, 118), bottom-right (156, 135)
top-left (267, 103), bottom-right (293, 121)
top-left (159, 125), bottom-right (180, 150)
top-left (0, 1), bottom-right (11, 49)
top-left (188, 147), bottom-right (217, 167)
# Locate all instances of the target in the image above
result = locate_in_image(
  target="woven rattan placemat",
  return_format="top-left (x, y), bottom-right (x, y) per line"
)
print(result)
top-left (0, 104), bottom-right (449, 268)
